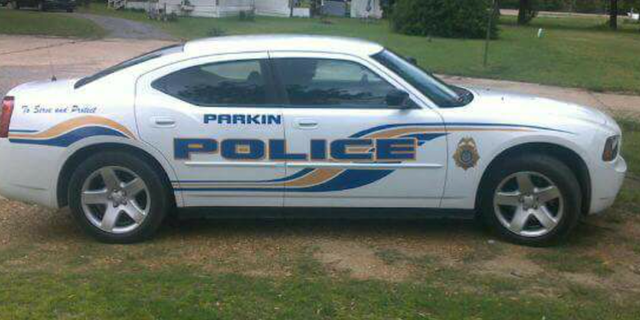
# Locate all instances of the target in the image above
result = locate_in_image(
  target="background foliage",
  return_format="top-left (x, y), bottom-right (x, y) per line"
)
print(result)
top-left (500, 0), bottom-right (640, 13)
top-left (391, 0), bottom-right (499, 39)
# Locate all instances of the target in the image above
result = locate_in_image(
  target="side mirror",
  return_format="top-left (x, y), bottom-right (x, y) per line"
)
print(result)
top-left (407, 57), bottom-right (418, 65)
top-left (386, 90), bottom-right (412, 109)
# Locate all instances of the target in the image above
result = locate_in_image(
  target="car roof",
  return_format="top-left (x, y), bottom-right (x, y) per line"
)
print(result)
top-left (183, 35), bottom-right (385, 57)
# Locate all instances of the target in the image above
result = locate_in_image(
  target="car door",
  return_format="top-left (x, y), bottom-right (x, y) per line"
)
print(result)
top-left (135, 52), bottom-right (286, 207)
top-left (270, 52), bottom-right (448, 208)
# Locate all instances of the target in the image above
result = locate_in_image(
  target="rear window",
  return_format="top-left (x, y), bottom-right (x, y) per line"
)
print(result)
top-left (74, 44), bottom-right (183, 89)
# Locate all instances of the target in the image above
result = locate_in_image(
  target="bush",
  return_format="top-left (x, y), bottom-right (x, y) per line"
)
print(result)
top-left (391, 0), bottom-right (498, 39)
top-left (238, 10), bottom-right (255, 22)
top-left (208, 27), bottom-right (226, 37)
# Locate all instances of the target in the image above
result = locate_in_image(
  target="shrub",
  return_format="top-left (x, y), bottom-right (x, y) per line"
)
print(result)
top-left (208, 27), bottom-right (226, 37)
top-left (391, 0), bottom-right (499, 39)
top-left (238, 10), bottom-right (255, 22)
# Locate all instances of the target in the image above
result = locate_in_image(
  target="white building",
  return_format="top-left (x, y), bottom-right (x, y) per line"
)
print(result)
top-left (149, 0), bottom-right (253, 17)
top-left (350, 0), bottom-right (382, 19)
top-left (139, 0), bottom-right (310, 18)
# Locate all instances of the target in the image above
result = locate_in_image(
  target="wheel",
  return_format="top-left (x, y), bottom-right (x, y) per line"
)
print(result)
top-left (479, 154), bottom-right (581, 246)
top-left (68, 152), bottom-right (172, 243)
top-left (66, 8), bottom-right (73, 12)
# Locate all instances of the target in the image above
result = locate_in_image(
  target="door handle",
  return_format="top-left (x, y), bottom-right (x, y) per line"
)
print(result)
top-left (295, 119), bottom-right (318, 130)
top-left (151, 116), bottom-right (176, 128)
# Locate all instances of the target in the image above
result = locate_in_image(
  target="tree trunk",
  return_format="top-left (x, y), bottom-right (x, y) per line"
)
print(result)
top-left (609, 0), bottom-right (618, 30)
top-left (517, 0), bottom-right (529, 25)
top-left (290, 0), bottom-right (295, 18)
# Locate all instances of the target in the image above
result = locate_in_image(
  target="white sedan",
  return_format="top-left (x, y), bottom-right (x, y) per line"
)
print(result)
top-left (0, 35), bottom-right (626, 245)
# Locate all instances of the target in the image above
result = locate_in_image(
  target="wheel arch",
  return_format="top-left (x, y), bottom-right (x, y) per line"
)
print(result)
top-left (57, 143), bottom-right (178, 208)
top-left (476, 142), bottom-right (592, 216)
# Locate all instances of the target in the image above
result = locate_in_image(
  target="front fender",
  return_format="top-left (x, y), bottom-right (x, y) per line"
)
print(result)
top-left (441, 131), bottom-right (594, 210)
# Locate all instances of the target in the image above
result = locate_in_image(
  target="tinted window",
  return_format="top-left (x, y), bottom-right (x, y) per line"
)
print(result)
top-left (152, 60), bottom-right (270, 106)
top-left (275, 58), bottom-right (397, 108)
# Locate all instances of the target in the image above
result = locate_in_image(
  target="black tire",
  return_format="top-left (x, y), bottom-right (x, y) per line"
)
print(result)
top-left (66, 8), bottom-right (73, 12)
top-left (68, 152), bottom-right (172, 244)
top-left (478, 154), bottom-right (582, 247)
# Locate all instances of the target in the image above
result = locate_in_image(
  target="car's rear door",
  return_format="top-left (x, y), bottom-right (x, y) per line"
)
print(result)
top-left (270, 52), bottom-right (448, 208)
top-left (135, 52), bottom-right (286, 207)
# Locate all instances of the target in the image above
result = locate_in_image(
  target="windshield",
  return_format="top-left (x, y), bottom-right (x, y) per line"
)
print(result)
top-left (75, 44), bottom-right (184, 89)
top-left (372, 50), bottom-right (472, 108)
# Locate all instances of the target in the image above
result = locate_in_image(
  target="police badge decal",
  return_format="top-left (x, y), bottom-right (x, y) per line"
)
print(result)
top-left (453, 137), bottom-right (480, 170)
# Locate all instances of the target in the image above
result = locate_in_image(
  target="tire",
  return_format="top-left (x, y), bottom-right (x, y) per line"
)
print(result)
top-left (66, 7), bottom-right (73, 12)
top-left (68, 152), bottom-right (172, 244)
top-left (478, 154), bottom-right (582, 247)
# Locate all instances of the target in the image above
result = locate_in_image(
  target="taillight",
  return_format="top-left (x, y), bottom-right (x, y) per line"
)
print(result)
top-left (1, 96), bottom-right (15, 138)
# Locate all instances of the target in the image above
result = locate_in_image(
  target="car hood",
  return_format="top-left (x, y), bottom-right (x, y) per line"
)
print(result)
top-left (465, 87), bottom-right (615, 128)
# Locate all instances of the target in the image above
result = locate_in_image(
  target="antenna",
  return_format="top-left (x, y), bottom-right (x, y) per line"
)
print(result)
top-left (46, 39), bottom-right (57, 82)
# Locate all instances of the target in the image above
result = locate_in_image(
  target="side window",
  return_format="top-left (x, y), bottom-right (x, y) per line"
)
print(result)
top-left (274, 58), bottom-right (397, 108)
top-left (152, 59), bottom-right (270, 107)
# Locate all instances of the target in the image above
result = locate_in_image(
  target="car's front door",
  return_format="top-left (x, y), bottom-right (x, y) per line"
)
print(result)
top-left (270, 52), bottom-right (448, 208)
top-left (135, 53), bottom-right (286, 207)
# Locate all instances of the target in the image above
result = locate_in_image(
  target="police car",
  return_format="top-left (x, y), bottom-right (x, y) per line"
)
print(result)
top-left (0, 35), bottom-right (626, 245)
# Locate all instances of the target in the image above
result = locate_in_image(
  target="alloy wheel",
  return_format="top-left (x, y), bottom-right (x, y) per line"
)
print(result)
top-left (493, 171), bottom-right (564, 238)
top-left (81, 166), bottom-right (150, 234)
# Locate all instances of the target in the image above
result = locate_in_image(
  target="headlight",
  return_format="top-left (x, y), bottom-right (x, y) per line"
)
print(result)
top-left (602, 135), bottom-right (621, 162)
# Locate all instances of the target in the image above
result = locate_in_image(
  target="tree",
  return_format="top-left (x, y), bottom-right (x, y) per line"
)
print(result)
top-left (391, 0), bottom-right (499, 39)
top-left (517, 0), bottom-right (535, 25)
top-left (609, 0), bottom-right (618, 30)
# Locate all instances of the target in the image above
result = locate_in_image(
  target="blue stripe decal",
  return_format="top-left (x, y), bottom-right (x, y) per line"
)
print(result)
top-left (445, 122), bottom-right (574, 134)
top-left (9, 126), bottom-right (127, 147)
top-left (173, 168), bottom-right (315, 184)
top-left (8, 129), bottom-right (39, 133)
top-left (173, 122), bottom-right (570, 193)
top-left (351, 122), bottom-right (573, 138)
top-left (174, 169), bottom-right (394, 193)
top-left (351, 123), bottom-right (442, 138)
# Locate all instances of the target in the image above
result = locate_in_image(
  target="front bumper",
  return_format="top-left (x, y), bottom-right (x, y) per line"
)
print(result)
top-left (589, 156), bottom-right (627, 215)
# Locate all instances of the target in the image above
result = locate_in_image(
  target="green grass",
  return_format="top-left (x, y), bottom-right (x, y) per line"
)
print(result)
top-left (0, 9), bottom-right (106, 38)
top-left (1, 267), bottom-right (638, 320)
top-left (619, 118), bottom-right (640, 177)
top-left (82, 6), bottom-right (640, 93)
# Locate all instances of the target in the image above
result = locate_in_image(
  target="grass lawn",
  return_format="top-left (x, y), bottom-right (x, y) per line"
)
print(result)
top-left (0, 9), bottom-right (106, 38)
top-left (81, 5), bottom-right (640, 94)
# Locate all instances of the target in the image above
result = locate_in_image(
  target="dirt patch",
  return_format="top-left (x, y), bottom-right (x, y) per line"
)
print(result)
top-left (476, 247), bottom-right (544, 278)
top-left (313, 239), bottom-right (412, 282)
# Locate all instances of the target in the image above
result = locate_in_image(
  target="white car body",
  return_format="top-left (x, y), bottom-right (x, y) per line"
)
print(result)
top-left (0, 35), bottom-right (626, 218)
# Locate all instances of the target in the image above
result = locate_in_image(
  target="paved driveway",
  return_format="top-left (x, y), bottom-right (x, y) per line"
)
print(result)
top-left (0, 36), bottom-right (175, 97)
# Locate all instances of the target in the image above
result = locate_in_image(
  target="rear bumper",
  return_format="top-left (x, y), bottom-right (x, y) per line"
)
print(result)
top-left (0, 140), bottom-right (61, 208)
top-left (589, 156), bottom-right (627, 215)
